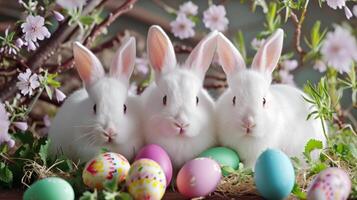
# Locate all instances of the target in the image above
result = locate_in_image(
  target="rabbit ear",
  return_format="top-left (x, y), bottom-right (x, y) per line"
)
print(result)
top-left (110, 37), bottom-right (136, 84)
top-left (185, 31), bottom-right (218, 79)
top-left (216, 33), bottom-right (246, 75)
top-left (73, 42), bottom-right (104, 85)
top-left (251, 29), bottom-right (284, 75)
top-left (147, 25), bottom-right (176, 76)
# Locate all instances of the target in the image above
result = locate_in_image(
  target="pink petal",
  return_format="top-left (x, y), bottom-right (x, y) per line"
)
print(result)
top-left (7, 139), bottom-right (15, 148)
top-left (13, 121), bottom-right (28, 131)
top-left (53, 11), bottom-right (65, 21)
top-left (344, 6), bottom-right (353, 19)
top-left (55, 88), bottom-right (66, 102)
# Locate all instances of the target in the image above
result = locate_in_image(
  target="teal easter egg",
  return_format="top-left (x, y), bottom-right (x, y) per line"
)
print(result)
top-left (254, 149), bottom-right (295, 200)
top-left (199, 147), bottom-right (240, 176)
top-left (23, 177), bottom-right (74, 200)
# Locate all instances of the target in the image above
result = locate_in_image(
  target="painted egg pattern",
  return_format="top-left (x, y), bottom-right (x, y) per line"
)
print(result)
top-left (177, 157), bottom-right (222, 198)
top-left (307, 167), bottom-right (351, 200)
top-left (127, 159), bottom-right (166, 200)
top-left (83, 152), bottom-right (130, 189)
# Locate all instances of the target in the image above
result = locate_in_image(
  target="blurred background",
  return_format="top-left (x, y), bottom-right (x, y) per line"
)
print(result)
top-left (0, 0), bottom-right (356, 114)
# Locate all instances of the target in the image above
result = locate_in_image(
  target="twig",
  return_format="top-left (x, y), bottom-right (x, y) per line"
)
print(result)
top-left (57, 32), bottom-right (125, 72)
top-left (205, 74), bottom-right (227, 82)
top-left (174, 44), bottom-right (193, 54)
top-left (83, 0), bottom-right (138, 47)
top-left (290, 11), bottom-right (306, 63)
top-left (204, 83), bottom-right (228, 89)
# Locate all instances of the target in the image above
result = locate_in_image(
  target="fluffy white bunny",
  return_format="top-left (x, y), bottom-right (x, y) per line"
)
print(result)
top-left (49, 37), bottom-right (143, 162)
top-left (215, 29), bottom-right (326, 168)
top-left (141, 25), bottom-right (217, 169)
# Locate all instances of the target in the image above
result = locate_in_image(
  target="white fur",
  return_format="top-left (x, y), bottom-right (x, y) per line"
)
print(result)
top-left (48, 38), bottom-right (143, 162)
top-left (141, 25), bottom-right (217, 169)
top-left (216, 30), bottom-right (326, 168)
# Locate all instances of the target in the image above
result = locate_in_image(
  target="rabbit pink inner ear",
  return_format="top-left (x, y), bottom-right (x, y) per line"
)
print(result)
top-left (73, 42), bottom-right (104, 85)
top-left (147, 25), bottom-right (176, 74)
top-left (110, 37), bottom-right (136, 83)
top-left (185, 31), bottom-right (218, 78)
top-left (216, 33), bottom-right (246, 75)
top-left (252, 29), bottom-right (284, 74)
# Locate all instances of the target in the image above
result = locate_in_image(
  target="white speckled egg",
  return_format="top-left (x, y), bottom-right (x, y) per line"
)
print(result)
top-left (307, 167), bottom-right (351, 200)
top-left (126, 159), bottom-right (166, 200)
top-left (82, 152), bottom-right (130, 189)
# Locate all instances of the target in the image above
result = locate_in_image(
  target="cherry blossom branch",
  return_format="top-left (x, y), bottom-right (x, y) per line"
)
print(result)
top-left (83, 0), bottom-right (138, 47)
top-left (0, 0), bottom-right (105, 101)
top-left (290, 1), bottom-right (309, 63)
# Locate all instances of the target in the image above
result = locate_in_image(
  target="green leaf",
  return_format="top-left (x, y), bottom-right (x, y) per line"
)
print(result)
top-left (233, 31), bottom-right (247, 62)
top-left (80, 16), bottom-right (95, 26)
top-left (291, 183), bottom-right (306, 199)
top-left (0, 162), bottom-right (13, 184)
top-left (79, 190), bottom-right (98, 200)
top-left (103, 176), bottom-right (118, 192)
top-left (45, 85), bottom-right (53, 100)
top-left (304, 139), bottom-right (323, 162)
top-left (118, 192), bottom-right (133, 200)
top-left (221, 165), bottom-right (236, 175)
top-left (310, 162), bottom-right (327, 175)
top-left (39, 140), bottom-right (50, 166)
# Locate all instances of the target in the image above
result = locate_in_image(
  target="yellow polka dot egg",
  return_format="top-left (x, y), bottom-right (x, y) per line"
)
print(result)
top-left (82, 152), bottom-right (130, 189)
top-left (126, 159), bottom-right (166, 200)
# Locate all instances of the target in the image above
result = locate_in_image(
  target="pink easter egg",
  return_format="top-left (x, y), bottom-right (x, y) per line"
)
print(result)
top-left (177, 158), bottom-right (221, 198)
top-left (307, 167), bottom-right (351, 200)
top-left (135, 144), bottom-right (173, 185)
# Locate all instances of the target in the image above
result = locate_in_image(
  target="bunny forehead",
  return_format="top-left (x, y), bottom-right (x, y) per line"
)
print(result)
top-left (156, 67), bottom-right (201, 98)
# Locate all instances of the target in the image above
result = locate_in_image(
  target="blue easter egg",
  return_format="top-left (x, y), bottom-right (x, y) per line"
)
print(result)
top-left (254, 149), bottom-right (295, 200)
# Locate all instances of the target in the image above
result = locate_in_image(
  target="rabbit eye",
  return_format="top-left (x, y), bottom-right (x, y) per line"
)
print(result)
top-left (232, 96), bottom-right (236, 106)
top-left (163, 95), bottom-right (167, 106)
top-left (263, 97), bottom-right (266, 107)
top-left (123, 104), bottom-right (127, 114)
top-left (196, 96), bottom-right (199, 105)
top-left (93, 104), bottom-right (97, 114)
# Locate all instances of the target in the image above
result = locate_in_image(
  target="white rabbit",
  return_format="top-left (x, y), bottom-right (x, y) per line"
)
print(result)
top-left (215, 29), bottom-right (326, 168)
top-left (49, 37), bottom-right (143, 162)
top-left (141, 25), bottom-right (217, 169)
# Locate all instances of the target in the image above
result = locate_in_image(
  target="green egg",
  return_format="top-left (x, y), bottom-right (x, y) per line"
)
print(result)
top-left (23, 177), bottom-right (74, 200)
top-left (199, 147), bottom-right (240, 176)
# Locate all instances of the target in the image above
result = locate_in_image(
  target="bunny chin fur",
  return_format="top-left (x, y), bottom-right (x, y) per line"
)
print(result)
top-left (141, 68), bottom-right (216, 169)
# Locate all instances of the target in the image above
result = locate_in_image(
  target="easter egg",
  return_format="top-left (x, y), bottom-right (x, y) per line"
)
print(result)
top-left (199, 147), bottom-right (240, 176)
top-left (135, 144), bottom-right (173, 184)
top-left (254, 149), bottom-right (295, 200)
top-left (177, 158), bottom-right (221, 198)
top-left (307, 167), bottom-right (351, 200)
top-left (126, 159), bottom-right (166, 200)
top-left (82, 152), bottom-right (130, 189)
top-left (23, 177), bottom-right (74, 200)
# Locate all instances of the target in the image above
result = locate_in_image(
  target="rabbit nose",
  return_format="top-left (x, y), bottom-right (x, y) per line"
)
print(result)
top-left (242, 116), bottom-right (255, 128)
top-left (103, 128), bottom-right (117, 142)
top-left (174, 121), bottom-right (190, 128)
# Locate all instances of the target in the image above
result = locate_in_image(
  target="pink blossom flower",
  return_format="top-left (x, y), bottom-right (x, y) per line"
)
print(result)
top-left (203, 5), bottom-right (229, 31)
top-left (344, 6), bottom-right (353, 19)
top-left (0, 103), bottom-right (12, 147)
top-left (326, 0), bottom-right (346, 9)
top-left (13, 122), bottom-right (28, 131)
top-left (251, 38), bottom-right (265, 50)
top-left (56, 0), bottom-right (87, 9)
top-left (43, 115), bottom-right (51, 127)
top-left (135, 54), bottom-right (149, 76)
top-left (16, 69), bottom-right (40, 96)
top-left (179, 1), bottom-right (198, 16)
top-left (21, 15), bottom-right (50, 43)
top-left (26, 40), bottom-right (38, 51)
top-left (170, 13), bottom-right (195, 39)
top-left (55, 88), bottom-right (66, 102)
top-left (321, 26), bottom-right (357, 74)
top-left (281, 59), bottom-right (298, 71)
top-left (279, 70), bottom-right (295, 86)
top-left (53, 11), bottom-right (65, 21)
top-left (16, 38), bottom-right (24, 48)
top-left (313, 60), bottom-right (327, 73)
